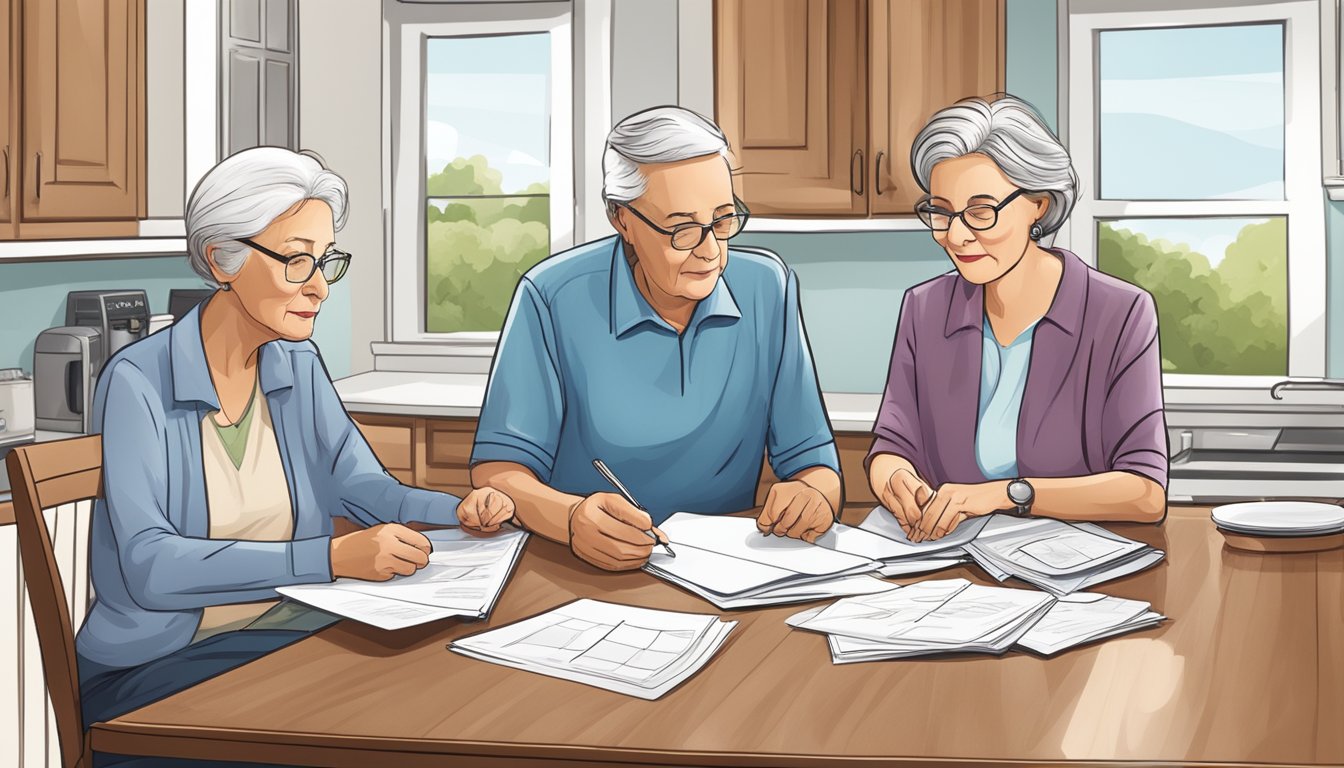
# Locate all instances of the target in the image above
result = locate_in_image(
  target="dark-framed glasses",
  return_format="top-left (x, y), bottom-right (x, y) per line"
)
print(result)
top-left (236, 237), bottom-right (351, 284)
top-left (915, 188), bottom-right (1032, 232)
top-left (618, 196), bottom-right (750, 251)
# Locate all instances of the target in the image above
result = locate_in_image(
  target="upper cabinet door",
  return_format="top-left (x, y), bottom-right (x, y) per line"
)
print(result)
top-left (22, 0), bottom-right (144, 222)
top-left (0, 0), bottom-right (14, 231)
top-left (716, 0), bottom-right (869, 217)
top-left (871, 0), bottom-right (1003, 214)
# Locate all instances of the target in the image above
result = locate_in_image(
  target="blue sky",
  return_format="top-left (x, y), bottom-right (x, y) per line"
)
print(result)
top-left (1099, 23), bottom-right (1283, 201)
top-left (425, 33), bottom-right (551, 194)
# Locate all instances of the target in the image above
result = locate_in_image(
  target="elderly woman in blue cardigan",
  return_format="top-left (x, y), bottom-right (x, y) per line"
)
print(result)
top-left (76, 147), bottom-right (514, 764)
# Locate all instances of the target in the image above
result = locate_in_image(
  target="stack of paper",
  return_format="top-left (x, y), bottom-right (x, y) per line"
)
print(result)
top-left (787, 579), bottom-right (1165, 662)
top-left (848, 508), bottom-right (986, 576)
top-left (277, 528), bottom-right (528, 630)
top-left (1015, 592), bottom-right (1165, 656)
top-left (963, 515), bottom-right (1165, 595)
top-left (450, 599), bottom-right (736, 700)
top-left (645, 514), bottom-right (889, 609)
top-left (786, 579), bottom-right (1055, 662)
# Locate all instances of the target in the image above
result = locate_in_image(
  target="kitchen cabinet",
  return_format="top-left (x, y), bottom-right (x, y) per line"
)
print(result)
top-left (1, 0), bottom-right (145, 240)
top-left (1, 0), bottom-right (12, 235)
top-left (715, 0), bottom-right (1004, 218)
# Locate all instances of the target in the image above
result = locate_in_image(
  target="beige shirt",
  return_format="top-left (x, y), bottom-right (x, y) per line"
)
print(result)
top-left (192, 381), bottom-right (295, 644)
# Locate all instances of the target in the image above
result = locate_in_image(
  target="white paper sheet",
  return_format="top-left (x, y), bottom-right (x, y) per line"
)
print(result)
top-left (450, 599), bottom-right (736, 700)
top-left (278, 528), bottom-right (527, 630)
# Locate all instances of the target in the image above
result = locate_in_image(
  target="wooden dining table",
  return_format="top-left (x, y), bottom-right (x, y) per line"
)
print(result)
top-left (90, 504), bottom-right (1344, 768)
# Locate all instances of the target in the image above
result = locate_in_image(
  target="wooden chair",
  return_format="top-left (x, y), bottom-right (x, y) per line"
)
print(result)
top-left (5, 435), bottom-right (103, 768)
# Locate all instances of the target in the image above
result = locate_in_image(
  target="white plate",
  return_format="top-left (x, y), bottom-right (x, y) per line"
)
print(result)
top-left (1211, 501), bottom-right (1344, 534)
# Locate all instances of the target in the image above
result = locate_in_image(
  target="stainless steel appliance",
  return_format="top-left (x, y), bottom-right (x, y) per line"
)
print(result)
top-left (65, 290), bottom-right (150, 360)
top-left (33, 327), bottom-right (102, 433)
top-left (0, 368), bottom-right (35, 447)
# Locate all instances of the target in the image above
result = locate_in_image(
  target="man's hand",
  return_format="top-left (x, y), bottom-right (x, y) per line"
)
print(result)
top-left (568, 493), bottom-right (665, 571)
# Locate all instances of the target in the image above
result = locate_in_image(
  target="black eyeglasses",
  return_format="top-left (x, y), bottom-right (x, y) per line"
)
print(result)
top-left (915, 188), bottom-right (1032, 232)
top-left (617, 197), bottom-right (750, 251)
top-left (236, 237), bottom-right (351, 284)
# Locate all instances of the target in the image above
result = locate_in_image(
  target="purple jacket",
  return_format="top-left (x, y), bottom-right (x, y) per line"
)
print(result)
top-left (868, 248), bottom-right (1169, 489)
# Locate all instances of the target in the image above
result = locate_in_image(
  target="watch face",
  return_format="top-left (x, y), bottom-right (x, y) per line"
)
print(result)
top-left (1008, 480), bottom-right (1032, 505)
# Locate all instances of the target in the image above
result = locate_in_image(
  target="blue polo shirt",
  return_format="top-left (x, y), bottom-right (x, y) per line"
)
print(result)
top-left (471, 236), bottom-right (839, 524)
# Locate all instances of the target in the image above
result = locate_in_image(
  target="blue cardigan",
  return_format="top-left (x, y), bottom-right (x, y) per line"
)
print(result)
top-left (75, 304), bottom-right (462, 668)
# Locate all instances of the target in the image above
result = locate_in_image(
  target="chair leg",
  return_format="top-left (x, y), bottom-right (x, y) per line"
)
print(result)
top-left (78, 728), bottom-right (93, 768)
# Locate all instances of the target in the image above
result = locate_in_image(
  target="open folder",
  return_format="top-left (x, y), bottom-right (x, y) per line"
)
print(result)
top-left (277, 528), bottom-right (528, 630)
top-left (644, 513), bottom-right (890, 609)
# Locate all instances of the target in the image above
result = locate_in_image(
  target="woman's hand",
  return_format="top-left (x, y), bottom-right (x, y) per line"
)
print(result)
top-left (756, 481), bottom-right (834, 543)
top-left (912, 481), bottom-right (1009, 542)
top-left (329, 523), bottom-right (432, 581)
top-left (457, 487), bottom-right (516, 534)
top-left (879, 467), bottom-right (934, 539)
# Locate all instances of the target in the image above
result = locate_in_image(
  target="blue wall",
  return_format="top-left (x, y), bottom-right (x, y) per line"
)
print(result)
top-left (0, 254), bottom-right (352, 379)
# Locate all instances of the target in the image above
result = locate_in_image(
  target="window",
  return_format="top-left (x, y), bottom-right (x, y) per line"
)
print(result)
top-left (424, 34), bottom-right (553, 333)
top-left (1066, 1), bottom-right (1326, 388)
top-left (389, 5), bottom-right (574, 345)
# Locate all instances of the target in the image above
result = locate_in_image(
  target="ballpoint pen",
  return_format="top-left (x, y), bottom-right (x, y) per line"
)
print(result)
top-left (591, 459), bottom-right (676, 558)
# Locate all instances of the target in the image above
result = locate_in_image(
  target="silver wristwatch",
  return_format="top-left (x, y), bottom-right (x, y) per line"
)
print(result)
top-left (1006, 478), bottom-right (1034, 517)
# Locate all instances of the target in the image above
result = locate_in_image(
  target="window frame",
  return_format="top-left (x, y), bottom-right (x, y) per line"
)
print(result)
top-left (1061, 0), bottom-right (1327, 400)
top-left (388, 5), bottom-right (575, 347)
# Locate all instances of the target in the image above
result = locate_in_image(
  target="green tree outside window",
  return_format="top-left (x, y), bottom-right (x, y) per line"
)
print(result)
top-left (426, 155), bottom-right (551, 333)
top-left (1097, 218), bottom-right (1287, 376)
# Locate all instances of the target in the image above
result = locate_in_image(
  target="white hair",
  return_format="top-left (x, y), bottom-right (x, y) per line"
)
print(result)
top-left (185, 147), bottom-right (349, 286)
top-left (910, 95), bottom-right (1078, 236)
top-left (602, 106), bottom-right (730, 216)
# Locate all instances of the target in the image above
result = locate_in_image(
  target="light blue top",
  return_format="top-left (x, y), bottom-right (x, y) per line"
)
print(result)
top-left (975, 316), bottom-right (1038, 480)
top-left (76, 303), bottom-right (462, 669)
top-left (471, 236), bottom-right (839, 524)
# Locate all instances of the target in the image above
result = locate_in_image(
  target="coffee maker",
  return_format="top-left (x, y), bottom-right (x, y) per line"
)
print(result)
top-left (65, 290), bottom-right (151, 360)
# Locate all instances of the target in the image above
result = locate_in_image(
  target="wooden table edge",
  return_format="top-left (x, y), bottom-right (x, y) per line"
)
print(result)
top-left (89, 722), bottom-right (1334, 768)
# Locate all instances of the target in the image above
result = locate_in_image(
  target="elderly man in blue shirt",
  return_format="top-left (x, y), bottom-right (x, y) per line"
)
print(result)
top-left (471, 106), bottom-right (843, 571)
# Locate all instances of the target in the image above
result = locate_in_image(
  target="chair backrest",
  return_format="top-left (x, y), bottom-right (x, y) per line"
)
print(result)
top-left (5, 435), bottom-right (103, 768)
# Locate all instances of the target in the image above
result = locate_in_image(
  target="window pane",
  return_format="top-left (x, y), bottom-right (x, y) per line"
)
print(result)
top-left (1097, 218), bottom-right (1286, 376)
top-left (1099, 24), bottom-right (1284, 200)
top-left (424, 33), bottom-right (552, 334)
top-left (426, 199), bottom-right (551, 333)
top-left (424, 34), bottom-right (551, 193)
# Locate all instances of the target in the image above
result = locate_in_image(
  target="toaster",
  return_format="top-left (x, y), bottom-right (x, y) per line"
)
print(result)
top-left (34, 327), bottom-right (103, 433)
top-left (0, 368), bottom-right (35, 447)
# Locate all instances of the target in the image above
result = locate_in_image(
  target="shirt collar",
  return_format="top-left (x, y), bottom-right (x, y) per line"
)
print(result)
top-left (609, 239), bottom-right (742, 338)
top-left (944, 247), bottom-right (1086, 338)
top-left (170, 298), bottom-right (295, 407)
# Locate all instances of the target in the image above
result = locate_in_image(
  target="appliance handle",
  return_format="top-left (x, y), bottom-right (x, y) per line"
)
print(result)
top-left (66, 361), bottom-right (83, 415)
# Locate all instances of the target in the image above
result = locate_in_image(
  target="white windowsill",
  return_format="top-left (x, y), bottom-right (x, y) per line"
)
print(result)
top-left (1325, 177), bottom-right (1344, 201)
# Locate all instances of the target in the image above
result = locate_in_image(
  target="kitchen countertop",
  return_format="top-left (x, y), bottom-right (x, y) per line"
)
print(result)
top-left (335, 370), bottom-right (881, 433)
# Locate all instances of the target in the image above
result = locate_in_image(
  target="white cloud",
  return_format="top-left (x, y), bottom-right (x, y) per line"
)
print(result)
top-left (506, 149), bottom-right (545, 168)
top-left (426, 120), bottom-right (459, 162)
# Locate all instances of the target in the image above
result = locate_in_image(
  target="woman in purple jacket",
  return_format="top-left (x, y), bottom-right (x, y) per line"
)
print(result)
top-left (867, 95), bottom-right (1168, 542)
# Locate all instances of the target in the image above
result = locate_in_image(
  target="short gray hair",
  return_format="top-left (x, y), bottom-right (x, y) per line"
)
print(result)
top-left (602, 106), bottom-right (730, 216)
top-left (911, 95), bottom-right (1077, 236)
top-left (185, 147), bottom-right (349, 286)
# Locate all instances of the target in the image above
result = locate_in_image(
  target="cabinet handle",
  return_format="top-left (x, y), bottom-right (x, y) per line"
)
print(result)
top-left (875, 151), bottom-right (886, 196)
top-left (851, 149), bottom-right (865, 196)
top-left (2, 146), bottom-right (8, 199)
top-left (34, 152), bottom-right (41, 200)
